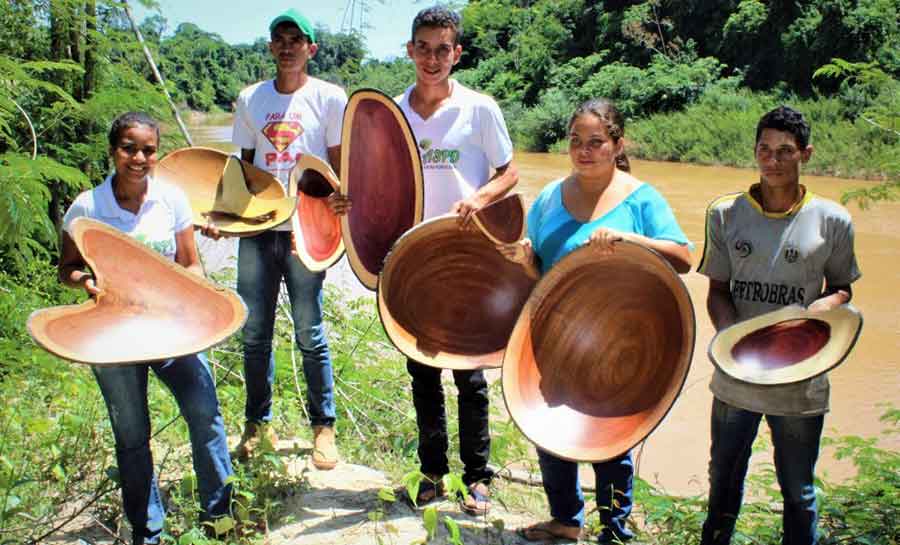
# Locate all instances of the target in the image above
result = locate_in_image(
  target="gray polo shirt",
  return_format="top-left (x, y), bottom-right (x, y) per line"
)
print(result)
top-left (697, 185), bottom-right (861, 416)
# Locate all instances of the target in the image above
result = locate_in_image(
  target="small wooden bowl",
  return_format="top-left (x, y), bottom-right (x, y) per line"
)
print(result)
top-left (472, 193), bottom-right (525, 245)
top-left (378, 216), bottom-right (537, 369)
top-left (155, 146), bottom-right (295, 236)
top-left (340, 89), bottom-right (424, 290)
top-left (708, 304), bottom-right (862, 385)
top-left (28, 218), bottom-right (247, 365)
top-left (503, 241), bottom-right (695, 462)
top-left (289, 154), bottom-right (344, 272)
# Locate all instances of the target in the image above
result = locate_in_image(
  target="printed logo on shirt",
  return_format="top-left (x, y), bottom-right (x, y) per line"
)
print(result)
top-left (134, 233), bottom-right (174, 257)
top-left (734, 239), bottom-right (753, 258)
top-left (784, 245), bottom-right (800, 264)
top-left (262, 120), bottom-right (304, 152)
top-left (419, 139), bottom-right (459, 170)
top-left (731, 279), bottom-right (806, 306)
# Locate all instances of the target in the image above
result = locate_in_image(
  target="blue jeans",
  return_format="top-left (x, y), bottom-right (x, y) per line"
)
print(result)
top-left (92, 353), bottom-right (232, 545)
top-left (238, 231), bottom-right (335, 426)
top-left (537, 449), bottom-right (634, 543)
top-left (701, 398), bottom-right (824, 545)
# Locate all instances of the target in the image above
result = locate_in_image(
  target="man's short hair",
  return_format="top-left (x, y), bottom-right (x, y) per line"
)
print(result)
top-left (411, 5), bottom-right (462, 45)
top-left (756, 106), bottom-right (811, 149)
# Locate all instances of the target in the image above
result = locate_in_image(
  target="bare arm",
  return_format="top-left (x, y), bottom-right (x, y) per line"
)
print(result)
top-left (808, 283), bottom-right (852, 312)
top-left (625, 233), bottom-right (692, 274)
top-left (707, 278), bottom-right (738, 332)
top-left (327, 145), bottom-right (341, 174)
top-left (58, 231), bottom-right (100, 295)
top-left (452, 161), bottom-right (520, 224)
top-left (174, 226), bottom-right (204, 277)
top-left (586, 229), bottom-right (693, 274)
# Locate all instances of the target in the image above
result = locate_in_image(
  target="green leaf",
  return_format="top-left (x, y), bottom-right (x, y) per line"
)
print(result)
top-left (378, 487), bottom-right (397, 503)
top-left (443, 516), bottom-right (462, 545)
top-left (423, 505), bottom-right (437, 539)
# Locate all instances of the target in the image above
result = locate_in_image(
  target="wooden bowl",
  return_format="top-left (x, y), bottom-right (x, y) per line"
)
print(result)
top-left (502, 241), bottom-right (695, 461)
top-left (155, 146), bottom-right (295, 236)
top-left (340, 89), bottom-right (424, 290)
top-left (27, 218), bottom-right (247, 365)
top-left (289, 154), bottom-right (344, 272)
top-left (708, 304), bottom-right (862, 385)
top-left (472, 193), bottom-right (525, 245)
top-left (378, 216), bottom-right (537, 369)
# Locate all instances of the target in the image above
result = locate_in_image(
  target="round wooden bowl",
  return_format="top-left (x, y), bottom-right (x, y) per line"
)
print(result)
top-left (289, 154), bottom-right (344, 272)
top-left (378, 216), bottom-right (537, 369)
top-left (155, 146), bottom-right (295, 236)
top-left (708, 304), bottom-right (862, 385)
top-left (27, 218), bottom-right (247, 365)
top-left (502, 241), bottom-right (695, 462)
top-left (340, 89), bottom-right (424, 290)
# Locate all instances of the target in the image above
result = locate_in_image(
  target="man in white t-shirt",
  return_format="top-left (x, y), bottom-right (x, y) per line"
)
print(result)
top-left (230, 8), bottom-right (346, 470)
top-left (397, 5), bottom-right (518, 516)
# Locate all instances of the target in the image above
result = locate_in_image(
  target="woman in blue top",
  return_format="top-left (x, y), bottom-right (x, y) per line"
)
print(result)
top-left (58, 112), bottom-right (233, 545)
top-left (501, 99), bottom-right (691, 543)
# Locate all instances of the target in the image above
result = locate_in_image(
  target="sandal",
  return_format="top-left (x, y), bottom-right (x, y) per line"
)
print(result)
top-left (459, 481), bottom-right (491, 516)
top-left (517, 520), bottom-right (581, 542)
top-left (404, 474), bottom-right (445, 508)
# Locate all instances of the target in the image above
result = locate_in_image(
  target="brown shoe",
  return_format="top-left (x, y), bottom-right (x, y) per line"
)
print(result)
top-left (312, 425), bottom-right (338, 470)
top-left (233, 421), bottom-right (278, 462)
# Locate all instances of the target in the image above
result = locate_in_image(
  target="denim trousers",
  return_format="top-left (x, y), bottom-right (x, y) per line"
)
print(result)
top-left (406, 359), bottom-right (492, 485)
top-left (238, 231), bottom-right (336, 426)
top-left (536, 448), bottom-right (634, 543)
top-left (701, 398), bottom-right (824, 545)
top-left (92, 353), bottom-right (232, 545)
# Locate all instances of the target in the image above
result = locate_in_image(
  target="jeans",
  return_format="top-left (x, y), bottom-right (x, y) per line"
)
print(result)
top-left (701, 398), bottom-right (824, 545)
top-left (406, 359), bottom-right (492, 485)
top-left (238, 231), bottom-right (335, 426)
top-left (92, 353), bottom-right (232, 545)
top-left (537, 449), bottom-right (634, 543)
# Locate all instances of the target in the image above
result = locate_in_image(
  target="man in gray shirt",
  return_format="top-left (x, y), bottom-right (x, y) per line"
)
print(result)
top-left (697, 106), bottom-right (861, 545)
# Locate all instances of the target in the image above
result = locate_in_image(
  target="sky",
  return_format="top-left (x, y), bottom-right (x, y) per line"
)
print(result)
top-left (131, 0), bottom-right (433, 60)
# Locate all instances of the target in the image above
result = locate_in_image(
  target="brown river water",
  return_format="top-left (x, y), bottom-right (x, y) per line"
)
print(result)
top-left (187, 119), bottom-right (898, 495)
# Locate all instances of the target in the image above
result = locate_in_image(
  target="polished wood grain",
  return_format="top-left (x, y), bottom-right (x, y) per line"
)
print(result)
top-left (472, 193), bottom-right (525, 245)
top-left (378, 216), bottom-right (537, 369)
top-left (27, 218), bottom-right (247, 365)
top-left (154, 146), bottom-right (295, 236)
top-left (289, 154), bottom-right (344, 272)
top-left (731, 319), bottom-right (831, 370)
top-left (502, 241), bottom-right (695, 462)
top-left (340, 90), bottom-right (424, 290)
top-left (708, 304), bottom-right (863, 385)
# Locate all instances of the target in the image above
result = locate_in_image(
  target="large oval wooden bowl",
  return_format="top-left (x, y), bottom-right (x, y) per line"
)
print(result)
top-left (289, 154), bottom-right (344, 272)
top-left (502, 242), bottom-right (695, 462)
top-left (27, 218), bottom-right (247, 365)
top-left (708, 304), bottom-right (862, 385)
top-left (155, 146), bottom-right (295, 236)
top-left (341, 89), bottom-right (424, 290)
top-left (378, 216), bottom-right (537, 369)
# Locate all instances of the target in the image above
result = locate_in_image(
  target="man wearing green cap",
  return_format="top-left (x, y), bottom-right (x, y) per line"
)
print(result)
top-left (230, 8), bottom-right (346, 470)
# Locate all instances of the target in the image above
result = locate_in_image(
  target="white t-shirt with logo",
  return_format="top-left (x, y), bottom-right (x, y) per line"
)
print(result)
top-left (233, 78), bottom-right (347, 230)
top-left (62, 175), bottom-right (193, 261)
top-left (397, 80), bottom-right (514, 219)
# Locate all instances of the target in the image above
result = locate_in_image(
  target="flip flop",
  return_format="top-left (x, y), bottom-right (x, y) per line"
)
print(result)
top-left (460, 481), bottom-right (491, 516)
top-left (516, 521), bottom-right (581, 542)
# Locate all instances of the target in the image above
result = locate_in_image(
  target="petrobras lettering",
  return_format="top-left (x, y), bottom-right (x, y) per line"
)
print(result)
top-left (731, 279), bottom-right (806, 306)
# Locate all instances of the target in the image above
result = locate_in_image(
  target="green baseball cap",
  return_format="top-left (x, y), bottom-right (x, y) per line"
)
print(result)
top-left (269, 8), bottom-right (316, 43)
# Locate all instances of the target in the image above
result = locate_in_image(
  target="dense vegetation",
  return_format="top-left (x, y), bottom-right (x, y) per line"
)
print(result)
top-left (1, 1), bottom-right (898, 543)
